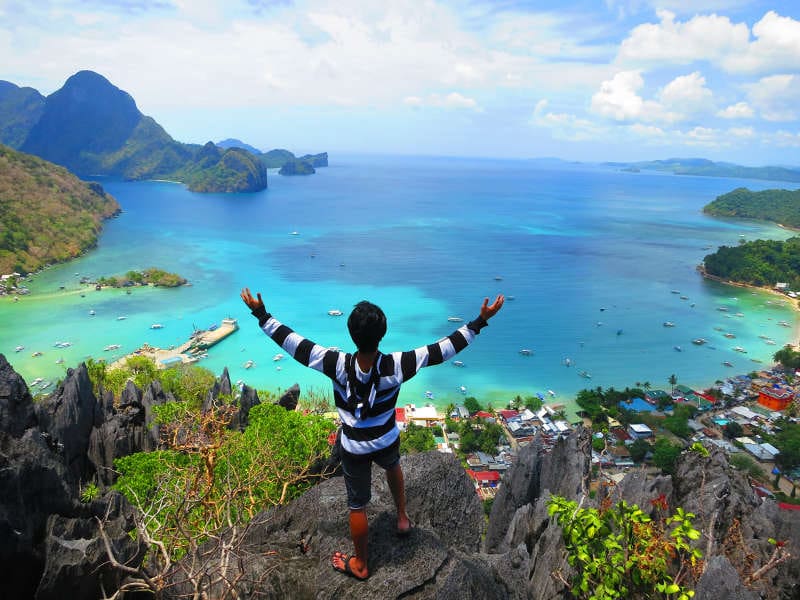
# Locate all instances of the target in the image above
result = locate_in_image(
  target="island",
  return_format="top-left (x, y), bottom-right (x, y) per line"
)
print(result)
top-left (217, 140), bottom-right (328, 175)
top-left (94, 267), bottom-right (187, 289)
top-left (703, 187), bottom-right (800, 229)
top-left (605, 158), bottom-right (800, 184)
top-left (0, 71), bottom-right (267, 193)
top-left (701, 237), bottom-right (800, 293)
top-left (0, 143), bottom-right (120, 275)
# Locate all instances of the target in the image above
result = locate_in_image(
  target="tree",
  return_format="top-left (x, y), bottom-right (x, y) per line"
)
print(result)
top-left (399, 422), bottom-right (436, 454)
top-left (723, 421), bottom-right (744, 439)
top-left (524, 395), bottom-right (543, 412)
top-left (628, 438), bottom-right (651, 462)
top-left (668, 374), bottom-right (678, 395)
top-left (774, 345), bottom-right (800, 372)
top-left (463, 396), bottom-right (482, 415)
top-left (652, 438), bottom-right (683, 475)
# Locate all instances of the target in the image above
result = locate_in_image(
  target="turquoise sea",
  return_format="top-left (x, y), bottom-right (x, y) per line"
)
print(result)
top-left (1, 155), bottom-right (797, 414)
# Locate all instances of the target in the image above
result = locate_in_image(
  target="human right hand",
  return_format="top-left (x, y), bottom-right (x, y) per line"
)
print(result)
top-left (240, 287), bottom-right (265, 311)
top-left (480, 294), bottom-right (505, 320)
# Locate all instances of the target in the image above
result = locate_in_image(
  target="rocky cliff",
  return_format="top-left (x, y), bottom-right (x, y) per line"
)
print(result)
top-left (0, 354), bottom-right (798, 599)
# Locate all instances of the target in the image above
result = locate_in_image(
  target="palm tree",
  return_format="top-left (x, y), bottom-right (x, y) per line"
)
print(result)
top-left (643, 381), bottom-right (651, 391)
top-left (668, 374), bottom-right (678, 395)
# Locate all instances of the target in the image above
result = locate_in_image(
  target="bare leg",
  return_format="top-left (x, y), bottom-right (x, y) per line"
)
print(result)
top-left (386, 463), bottom-right (411, 533)
top-left (332, 508), bottom-right (369, 579)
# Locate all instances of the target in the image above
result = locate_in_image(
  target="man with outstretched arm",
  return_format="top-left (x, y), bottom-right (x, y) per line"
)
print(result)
top-left (240, 288), bottom-right (504, 581)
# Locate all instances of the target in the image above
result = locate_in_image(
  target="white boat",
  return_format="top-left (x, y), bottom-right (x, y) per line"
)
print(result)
top-left (723, 361), bottom-right (733, 367)
top-left (779, 321), bottom-right (791, 327)
top-left (733, 346), bottom-right (747, 353)
top-left (671, 290), bottom-right (680, 294)
top-left (39, 381), bottom-right (52, 390)
top-left (150, 323), bottom-right (164, 329)
top-left (680, 296), bottom-right (688, 300)
top-left (717, 307), bottom-right (728, 312)
top-left (765, 339), bottom-right (776, 345)
top-left (53, 341), bottom-right (71, 348)
top-left (31, 377), bottom-right (43, 387)
top-left (31, 351), bottom-right (43, 357)
top-left (692, 338), bottom-right (707, 345)
top-left (55, 358), bottom-right (64, 364)
top-left (89, 310), bottom-right (95, 316)
top-left (104, 344), bottom-right (121, 351)
top-left (674, 345), bottom-right (682, 352)
top-left (724, 333), bottom-right (735, 338)
top-left (273, 353), bottom-right (285, 361)
top-left (519, 349), bottom-right (533, 356)
top-left (579, 370), bottom-right (592, 379)
top-left (459, 385), bottom-right (467, 394)
top-left (547, 390), bottom-right (556, 397)
top-left (447, 316), bottom-right (463, 323)
top-left (244, 360), bottom-right (255, 369)
top-left (734, 312), bottom-right (744, 317)
top-left (328, 309), bottom-right (343, 316)
top-left (453, 360), bottom-right (465, 367)
top-left (563, 357), bottom-right (572, 367)
top-left (425, 390), bottom-right (435, 400)
top-left (290, 231), bottom-right (299, 236)
top-left (662, 322), bottom-right (675, 327)
top-left (15, 345), bottom-right (24, 352)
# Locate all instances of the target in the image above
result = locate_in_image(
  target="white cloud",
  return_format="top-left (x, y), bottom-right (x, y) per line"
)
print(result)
top-left (617, 10), bottom-right (749, 67)
top-left (727, 126), bottom-right (755, 138)
top-left (722, 11), bottom-right (800, 74)
top-left (745, 74), bottom-right (800, 122)
top-left (717, 102), bottom-right (754, 119)
top-left (590, 70), bottom-right (648, 121)
top-left (770, 130), bottom-right (800, 147)
top-left (403, 92), bottom-right (481, 111)
top-left (658, 71), bottom-right (713, 114)
top-left (532, 99), bottom-right (607, 141)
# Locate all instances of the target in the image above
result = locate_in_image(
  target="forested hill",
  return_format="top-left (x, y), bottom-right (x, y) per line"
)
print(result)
top-left (702, 237), bottom-right (800, 291)
top-left (703, 187), bottom-right (800, 228)
top-left (0, 144), bottom-right (120, 274)
top-left (0, 71), bottom-right (267, 193)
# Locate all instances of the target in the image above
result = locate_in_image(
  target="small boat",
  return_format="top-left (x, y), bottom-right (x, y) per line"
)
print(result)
top-left (244, 360), bottom-right (255, 369)
top-left (616, 329), bottom-right (623, 336)
top-left (519, 349), bottom-right (533, 356)
top-left (714, 327), bottom-right (724, 331)
top-left (31, 377), bottom-right (43, 387)
top-left (494, 276), bottom-right (503, 281)
top-left (671, 290), bottom-right (680, 294)
top-left (273, 353), bottom-right (285, 361)
top-left (674, 345), bottom-right (683, 352)
top-left (104, 344), bottom-right (121, 351)
top-left (600, 307), bottom-right (606, 312)
top-left (579, 370), bottom-right (592, 379)
top-left (290, 231), bottom-right (299, 236)
top-left (117, 316), bottom-right (127, 321)
top-left (723, 361), bottom-right (733, 367)
top-left (596, 321), bottom-right (603, 327)
top-left (765, 339), bottom-right (776, 345)
top-left (150, 323), bottom-right (164, 329)
top-left (692, 338), bottom-right (707, 345)
top-left (734, 312), bottom-right (744, 317)
top-left (54, 341), bottom-right (71, 348)
top-left (733, 346), bottom-right (747, 353)
top-left (724, 333), bottom-right (735, 338)
top-left (89, 310), bottom-right (95, 316)
top-left (778, 321), bottom-right (791, 327)
top-left (31, 351), bottom-right (43, 357)
top-left (328, 309), bottom-right (343, 317)
top-left (751, 358), bottom-right (763, 363)
top-left (39, 381), bottom-right (52, 390)
top-left (717, 307), bottom-right (728, 312)
top-left (563, 357), bottom-right (572, 367)
top-left (662, 322), bottom-right (675, 327)
top-left (690, 303), bottom-right (695, 307)
top-left (208, 324), bottom-right (218, 331)
top-left (15, 345), bottom-right (24, 352)
top-left (453, 360), bottom-right (465, 367)
top-left (680, 296), bottom-right (688, 300)
top-left (459, 385), bottom-right (467, 394)
top-left (425, 390), bottom-right (435, 400)
top-left (506, 295), bottom-right (515, 301)
top-left (548, 390), bottom-right (556, 397)
top-left (447, 316), bottom-right (463, 323)
top-left (55, 358), bottom-right (64, 364)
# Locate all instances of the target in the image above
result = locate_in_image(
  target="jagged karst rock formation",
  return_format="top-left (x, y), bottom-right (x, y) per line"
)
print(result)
top-left (1, 351), bottom-right (799, 599)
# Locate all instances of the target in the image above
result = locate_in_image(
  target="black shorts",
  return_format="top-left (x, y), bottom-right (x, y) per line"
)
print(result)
top-left (341, 439), bottom-right (400, 510)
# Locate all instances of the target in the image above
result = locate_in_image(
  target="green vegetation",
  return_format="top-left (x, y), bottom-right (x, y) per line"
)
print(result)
top-left (628, 438), bottom-right (651, 462)
top-left (96, 267), bottom-right (187, 288)
top-left (0, 144), bottom-right (120, 274)
top-left (452, 419), bottom-right (505, 455)
top-left (663, 405), bottom-right (696, 440)
top-left (3, 70), bottom-right (267, 194)
top-left (703, 187), bottom-right (800, 228)
top-left (652, 439), bottom-right (684, 475)
top-left (80, 481), bottom-right (99, 503)
top-left (548, 495), bottom-right (701, 600)
top-left (729, 453), bottom-right (765, 480)
top-left (260, 148), bottom-right (296, 169)
top-left (0, 80), bottom-right (44, 148)
top-left (703, 237), bottom-right (800, 290)
top-left (113, 398), bottom-right (334, 563)
top-left (278, 158), bottom-right (316, 176)
top-left (399, 422), bottom-right (437, 454)
top-left (575, 385), bottom-right (647, 426)
top-left (763, 417), bottom-right (800, 472)
top-left (773, 345), bottom-right (800, 371)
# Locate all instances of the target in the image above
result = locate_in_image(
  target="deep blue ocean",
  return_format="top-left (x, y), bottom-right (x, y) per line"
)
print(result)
top-left (2, 155), bottom-right (797, 413)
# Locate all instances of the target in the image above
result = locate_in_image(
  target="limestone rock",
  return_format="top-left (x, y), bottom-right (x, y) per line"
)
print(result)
top-left (278, 383), bottom-right (300, 411)
top-left (0, 353), bottom-right (36, 437)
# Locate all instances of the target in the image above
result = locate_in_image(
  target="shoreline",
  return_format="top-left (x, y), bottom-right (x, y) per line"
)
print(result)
top-left (696, 264), bottom-right (800, 346)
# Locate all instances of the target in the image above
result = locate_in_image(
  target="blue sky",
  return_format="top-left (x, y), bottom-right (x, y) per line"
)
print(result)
top-left (1, 0), bottom-right (799, 164)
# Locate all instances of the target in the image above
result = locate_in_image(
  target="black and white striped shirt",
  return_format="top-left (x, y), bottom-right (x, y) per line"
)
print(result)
top-left (257, 315), bottom-right (486, 455)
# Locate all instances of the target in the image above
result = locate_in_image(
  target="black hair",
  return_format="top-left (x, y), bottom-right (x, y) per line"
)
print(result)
top-left (347, 301), bottom-right (387, 352)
